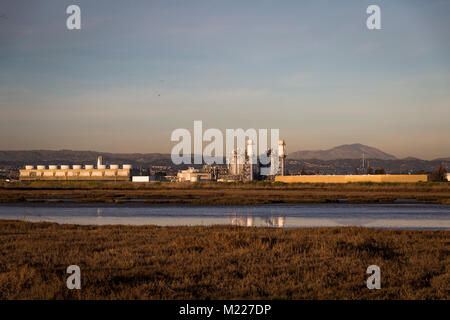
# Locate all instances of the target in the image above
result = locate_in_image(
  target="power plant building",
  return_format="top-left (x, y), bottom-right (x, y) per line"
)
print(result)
top-left (19, 157), bottom-right (133, 181)
top-left (177, 167), bottom-right (212, 182)
top-left (226, 139), bottom-right (287, 180)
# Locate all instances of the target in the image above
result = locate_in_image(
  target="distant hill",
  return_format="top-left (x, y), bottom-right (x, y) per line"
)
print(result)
top-left (289, 143), bottom-right (397, 160)
top-left (402, 157), bottom-right (422, 161)
top-left (0, 150), bottom-right (172, 167)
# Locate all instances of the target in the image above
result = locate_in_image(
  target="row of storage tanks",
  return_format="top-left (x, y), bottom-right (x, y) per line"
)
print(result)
top-left (24, 164), bottom-right (132, 170)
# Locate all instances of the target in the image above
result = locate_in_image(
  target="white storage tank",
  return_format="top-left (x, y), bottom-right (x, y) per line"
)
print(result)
top-left (25, 165), bottom-right (34, 170)
top-left (37, 165), bottom-right (46, 170)
top-left (60, 165), bottom-right (69, 170)
top-left (109, 164), bottom-right (119, 169)
top-left (122, 164), bottom-right (132, 169)
top-left (72, 165), bottom-right (81, 170)
top-left (97, 164), bottom-right (106, 169)
top-left (85, 165), bottom-right (94, 169)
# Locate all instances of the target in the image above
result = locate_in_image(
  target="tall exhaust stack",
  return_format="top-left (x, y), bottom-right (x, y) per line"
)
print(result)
top-left (278, 140), bottom-right (286, 176)
top-left (246, 139), bottom-right (255, 180)
top-left (233, 150), bottom-right (238, 175)
top-left (97, 156), bottom-right (103, 168)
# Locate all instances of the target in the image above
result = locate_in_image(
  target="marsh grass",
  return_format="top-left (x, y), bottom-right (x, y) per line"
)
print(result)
top-left (0, 220), bottom-right (448, 300)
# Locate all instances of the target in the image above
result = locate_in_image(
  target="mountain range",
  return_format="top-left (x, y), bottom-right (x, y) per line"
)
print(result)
top-left (289, 143), bottom-right (397, 160)
top-left (0, 150), bottom-right (171, 166)
top-left (0, 144), bottom-right (447, 167)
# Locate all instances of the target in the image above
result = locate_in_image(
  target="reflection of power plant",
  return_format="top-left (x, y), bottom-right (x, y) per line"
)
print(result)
top-left (230, 215), bottom-right (286, 227)
top-left (230, 216), bottom-right (254, 227)
top-left (264, 216), bottom-right (286, 227)
top-left (226, 139), bottom-right (287, 181)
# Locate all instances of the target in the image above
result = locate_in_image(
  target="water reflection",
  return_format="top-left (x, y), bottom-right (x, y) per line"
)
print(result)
top-left (264, 216), bottom-right (286, 227)
top-left (230, 216), bottom-right (254, 227)
top-left (0, 204), bottom-right (448, 229)
top-left (230, 215), bottom-right (287, 227)
top-left (96, 208), bottom-right (102, 223)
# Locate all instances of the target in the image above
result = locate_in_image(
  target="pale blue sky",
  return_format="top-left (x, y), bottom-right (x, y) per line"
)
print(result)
top-left (0, 0), bottom-right (449, 159)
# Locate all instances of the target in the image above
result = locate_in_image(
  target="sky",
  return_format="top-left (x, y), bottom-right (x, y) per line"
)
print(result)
top-left (0, 0), bottom-right (449, 159)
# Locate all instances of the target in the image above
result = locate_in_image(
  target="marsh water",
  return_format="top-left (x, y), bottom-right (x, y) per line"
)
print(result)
top-left (0, 203), bottom-right (449, 229)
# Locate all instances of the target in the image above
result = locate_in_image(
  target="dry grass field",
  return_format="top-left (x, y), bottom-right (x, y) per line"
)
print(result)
top-left (0, 220), bottom-right (448, 300)
top-left (0, 181), bottom-right (449, 204)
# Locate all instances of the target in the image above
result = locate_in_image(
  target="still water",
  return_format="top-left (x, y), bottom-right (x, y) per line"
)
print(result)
top-left (0, 203), bottom-right (449, 229)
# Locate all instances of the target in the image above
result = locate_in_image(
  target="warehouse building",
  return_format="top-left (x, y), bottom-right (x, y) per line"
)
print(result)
top-left (275, 174), bottom-right (428, 183)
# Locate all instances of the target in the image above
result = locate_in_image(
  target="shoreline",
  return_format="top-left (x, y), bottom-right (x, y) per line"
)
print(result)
top-left (0, 219), bottom-right (448, 231)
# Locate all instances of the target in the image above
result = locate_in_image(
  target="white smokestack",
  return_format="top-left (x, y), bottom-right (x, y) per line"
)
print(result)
top-left (97, 156), bottom-right (103, 168)
top-left (246, 139), bottom-right (254, 157)
top-left (278, 140), bottom-right (286, 176)
top-left (247, 139), bottom-right (255, 180)
top-left (278, 140), bottom-right (286, 157)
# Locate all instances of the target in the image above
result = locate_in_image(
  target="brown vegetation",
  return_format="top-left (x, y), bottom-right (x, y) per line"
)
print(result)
top-left (0, 181), bottom-right (449, 205)
top-left (0, 220), bottom-right (448, 300)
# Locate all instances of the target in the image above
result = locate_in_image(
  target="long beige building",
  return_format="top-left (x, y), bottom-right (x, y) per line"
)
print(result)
top-left (20, 164), bottom-right (132, 181)
top-left (275, 174), bottom-right (428, 183)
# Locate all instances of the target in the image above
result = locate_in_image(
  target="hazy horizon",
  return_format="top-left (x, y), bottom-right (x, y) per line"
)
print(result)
top-left (1, 1), bottom-right (449, 160)
top-left (1, 142), bottom-right (449, 161)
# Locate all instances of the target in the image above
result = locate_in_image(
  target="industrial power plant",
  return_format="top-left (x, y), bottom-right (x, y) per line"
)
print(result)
top-left (18, 140), bottom-right (435, 183)
top-left (19, 140), bottom-right (288, 182)
top-left (226, 139), bottom-right (286, 180)
top-left (176, 139), bottom-right (287, 182)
